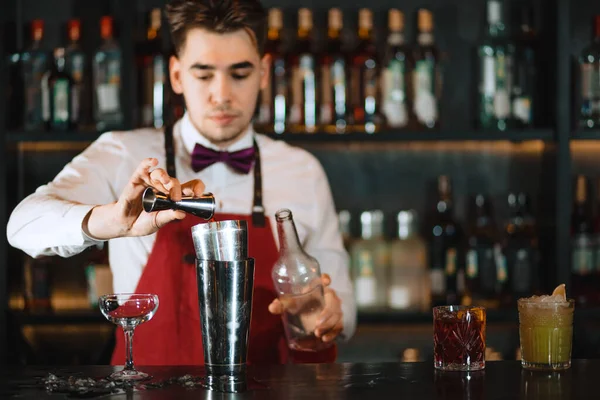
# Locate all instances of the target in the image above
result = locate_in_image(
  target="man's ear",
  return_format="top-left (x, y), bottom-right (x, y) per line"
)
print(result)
top-left (169, 55), bottom-right (183, 94)
top-left (259, 53), bottom-right (271, 90)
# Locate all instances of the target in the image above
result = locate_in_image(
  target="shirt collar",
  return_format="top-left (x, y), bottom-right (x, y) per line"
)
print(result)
top-left (180, 112), bottom-right (255, 155)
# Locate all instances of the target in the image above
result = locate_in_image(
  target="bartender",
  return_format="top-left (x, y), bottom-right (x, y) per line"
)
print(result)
top-left (6, 0), bottom-right (356, 365)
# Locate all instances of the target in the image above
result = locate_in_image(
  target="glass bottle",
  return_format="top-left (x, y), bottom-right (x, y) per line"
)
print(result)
top-left (93, 16), bottom-right (123, 131)
top-left (288, 8), bottom-right (317, 133)
top-left (256, 8), bottom-right (288, 134)
top-left (338, 209), bottom-right (353, 251)
top-left (65, 19), bottom-right (86, 128)
top-left (413, 9), bottom-right (441, 130)
top-left (272, 208), bottom-right (331, 352)
top-left (388, 210), bottom-right (429, 311)
top-left (477, 0), bottom-right (515, 131)
top-left (22, 19), bottom-right (49, 131)
top-left (382, 9), bottom-right (412, 129)
top-left (320, 8), bottom-right (349, 134)
top-left (137, 8), bottom-right (165, 129)
top-left (350, 8), bottom-right (380, 133)
top-left (511, 3), bottom-right (537, 128)
top-left (43, 47), bottom-right (74, 131)
top-left (350, 210), bottom-right (389, 310)
top-left (580, 15), bottom-right (600, 129)
top-left (571, 176), bottom-right (595, 306)
top-left (464, 194), bottom-right (500, 308)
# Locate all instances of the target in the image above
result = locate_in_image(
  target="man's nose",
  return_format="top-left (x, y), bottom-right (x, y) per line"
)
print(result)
top-left (209, 74), bottom-right (232, 105)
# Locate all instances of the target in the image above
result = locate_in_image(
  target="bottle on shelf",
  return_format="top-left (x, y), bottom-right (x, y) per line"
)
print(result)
top-left (477, 0), bottom-right (515, 131)
top-left (23, 255), bottom-right (52, 312)
top-left (350, 210), bottom-right (389, 310)
top-left (571, 176), bottom-right (596, 306)
top-left (271, 209), bottom-right (332, 352)
top-left (350, 8), bottom-right (380, 134)
top-left (388, 210), bottom-right (429, 311)
top-left (413, 9), bottom-right (441, 130)
top-left (500, 192), bottom-right (539, 305)
top-left (464, 194), bottom-right (500, 308)
top-left (256, 8), bottom-right (288, 134)
top-left (93, 16), bottom-right (123, 131)
top-left (289, 8), bottom-right (317, 133)
top-left (382, 9), bottom-right (412, 130)
top-left (42, 47), bottom-right (74, 131)
top-left (338, 209), bottom-right (353, 251)
top-left (6, 49), bottom-right (24, 130)
top-left (511, 3), bottom-right (537, 128)
top-left (579, 15), bottom-right (600, 129)
top-left (137, 8), bottom-right (166, 129)
top-left (22, 19), bottom-right (49, 131)
top-left (319, 8), bottom-right (349, 134)
top-left (429, 176), bottom-right (464, 306)
top-left (65, 19), bottom-right (86, 128)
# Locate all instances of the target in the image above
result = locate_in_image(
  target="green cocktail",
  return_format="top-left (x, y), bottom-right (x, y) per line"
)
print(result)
top-left (518, 296), bottom-right (574, 371)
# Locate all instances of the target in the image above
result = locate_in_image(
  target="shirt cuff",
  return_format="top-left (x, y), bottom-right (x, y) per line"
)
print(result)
top-left (66, 204), bottom-right (107, 246)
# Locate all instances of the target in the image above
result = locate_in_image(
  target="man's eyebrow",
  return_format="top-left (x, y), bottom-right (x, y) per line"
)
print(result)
top-left (190, 63), bottom-right (214, 70)
top-left (230, 61), bottom-right (255, 70)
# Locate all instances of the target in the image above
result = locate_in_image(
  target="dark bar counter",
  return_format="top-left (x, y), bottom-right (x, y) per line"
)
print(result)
top-left (2, 360), bottom-right (597, 399)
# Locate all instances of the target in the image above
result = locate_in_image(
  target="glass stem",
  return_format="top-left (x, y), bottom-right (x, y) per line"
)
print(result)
top-left (123, 327), bottom-right (135, 371)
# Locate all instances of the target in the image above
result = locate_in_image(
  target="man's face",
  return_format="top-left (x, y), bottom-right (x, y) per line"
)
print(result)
top-left (170, 28), bottom-right (269, 147)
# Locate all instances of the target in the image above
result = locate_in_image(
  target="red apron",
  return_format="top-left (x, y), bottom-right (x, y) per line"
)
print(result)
top-left (111, 125), bottom-right (336, 366)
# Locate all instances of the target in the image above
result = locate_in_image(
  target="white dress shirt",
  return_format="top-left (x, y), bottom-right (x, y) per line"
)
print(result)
top-left (6, 113), bottom-right (356, 340)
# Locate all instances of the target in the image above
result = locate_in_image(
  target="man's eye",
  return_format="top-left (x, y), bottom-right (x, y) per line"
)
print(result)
top-left (197, 75), bottom-right (211, 81)
top-left (232, 74), bottom-right (249, 80)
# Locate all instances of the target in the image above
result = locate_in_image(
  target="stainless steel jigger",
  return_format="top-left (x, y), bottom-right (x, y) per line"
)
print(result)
top-left (192, 220), bottom-right (254, 393)
top-left (142, 187), bottom-right (215, 219)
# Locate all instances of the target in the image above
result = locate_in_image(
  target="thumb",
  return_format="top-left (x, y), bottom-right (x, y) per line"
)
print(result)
top-left (154, 210), bottom-right (186, 229)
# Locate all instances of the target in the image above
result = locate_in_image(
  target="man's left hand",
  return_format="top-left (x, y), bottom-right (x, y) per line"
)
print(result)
top-left (268, 273), bottom-right (344, 343)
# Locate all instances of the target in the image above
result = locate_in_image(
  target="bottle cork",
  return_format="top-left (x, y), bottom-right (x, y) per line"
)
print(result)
top-left (359, 8), bottom-right (373, 30)
top-left (418, 8), bottom-right (434, 33)
top-left (329, 8), bottom-right (343, 31)
top-left (269, 8), bottom-right (283, 30)
top-left (298, 8), bottom-right (313, 30)
top-left (388, 9), bottom-right (404, 32)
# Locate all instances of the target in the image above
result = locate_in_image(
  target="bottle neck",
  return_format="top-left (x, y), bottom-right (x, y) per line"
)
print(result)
top-left (277, 216), bottom-right (302, 253)
top-left (488, 21), bottom-right (505, 37)
top-left (417, 32), bottom-right (434, 46)
top-left (268, 27), bottom-right (280, 41)
top-left (388, 31), bottom-right (405, 46)
top-left (56, 56), bottom-right (66, 72)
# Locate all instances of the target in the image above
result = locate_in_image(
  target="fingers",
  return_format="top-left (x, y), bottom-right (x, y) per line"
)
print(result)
top-left (322, 273), bottom-right (331, 287)
top-left (153, 210), bottom-right (186, 229)
top-left (122, 158), bottom-right (158, 200)
top-left (149, 168), bottom-right (182, 200)
top-left (181, 179), bottom-right (206, 197)
top-left (315, 288), bottom-right (343, 342)
top-left (268, 299), bottom-right (284, 315)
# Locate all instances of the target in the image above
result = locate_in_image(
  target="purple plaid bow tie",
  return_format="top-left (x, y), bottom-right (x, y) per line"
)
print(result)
top-left (191, 143), bottom-right (256, 174)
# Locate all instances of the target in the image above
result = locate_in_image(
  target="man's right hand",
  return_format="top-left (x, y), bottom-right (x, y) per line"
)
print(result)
top-left (83, 158), bottom-right (206, 240)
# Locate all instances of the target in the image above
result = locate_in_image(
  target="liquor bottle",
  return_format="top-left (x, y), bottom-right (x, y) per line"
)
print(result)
top-left (511, 4), bottom-right (537, 128)
top-left (137, 8), bottom-right (165, 129)
top-left (289, 8), bottom-right (317, 133)
top-left (501, 192), bottom-right (538, 305)
top-left (256, 8), bottom-right (288, 134)
top-left (22, 19), bottom-right (49, 131)
top-left (338, 209), bottom-right (353, 251)
top-left (464, 194), bottom-right (500, 308)
top-left (580, 15), bottom-right (600, 129)
top-left (350, 211), bottom-right (389, 310)
top-left (389, 210), bottom-right (429, 311)
top-left (272, 209), bottom-right (332, 352)
top-left (477, 0), bottom-right (515, 131)
top-left (413, 9), bottom-right (441, 129)
top-left (382, 9), bottom-right (412, 129)
top-left (23, 256), bottom-right (52, 311)
top-left (42, 48), bottom-right (74, 131)
top-left (6, 51), bottom-right (24, 130)
top-left (429, 176), bottom-right (464, 306)
top-left (571, 176), bottom-right (595, 306)
top-left (65, 19), bottom-right (86, 128)
top-left (319, 8), bottom-right (349, 134)
top-left (350, 9), bottom-right (380, 133)
top-left (93, 16), bottom-right (123, 131)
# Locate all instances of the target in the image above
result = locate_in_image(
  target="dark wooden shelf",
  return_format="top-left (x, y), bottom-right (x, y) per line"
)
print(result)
top-left (571, 129), bottom-right (600, 140)
top-left (6, 130), bottom-right (104, 143)
top-left (5, 129), bottom-right (554, 144)
top-left (267, 129), bottom-right (555, 143)
top-left (8, 309), bottom-right (111, 325)
top-left (358, 309), bottom-right (517, 324)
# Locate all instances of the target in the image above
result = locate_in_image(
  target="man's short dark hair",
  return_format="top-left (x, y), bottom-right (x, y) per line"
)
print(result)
top-left (165, 0), bottom-right (267, 56)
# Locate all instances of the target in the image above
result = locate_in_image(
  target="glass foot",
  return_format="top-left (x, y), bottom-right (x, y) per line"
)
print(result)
top-left (108, 369), bottom-right (152, 381)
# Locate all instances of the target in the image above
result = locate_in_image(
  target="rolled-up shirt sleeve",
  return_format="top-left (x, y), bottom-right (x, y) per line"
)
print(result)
top-left (303, 163), bottom-right (357, 341)
top-left (6, 132), bottom-right (125, 258)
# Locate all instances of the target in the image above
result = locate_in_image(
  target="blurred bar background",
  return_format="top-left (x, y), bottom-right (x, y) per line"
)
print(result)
top-left (2, 0), bottom-right (600, 366)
